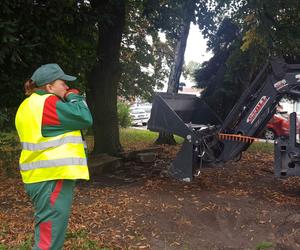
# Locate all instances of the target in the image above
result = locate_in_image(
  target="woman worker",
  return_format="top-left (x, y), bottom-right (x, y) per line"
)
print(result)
top-left (15, 63), bottom-right (93, 249)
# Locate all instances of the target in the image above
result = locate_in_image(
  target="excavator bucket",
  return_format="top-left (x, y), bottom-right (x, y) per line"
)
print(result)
top-left (147, 92), bottom-right (222, 181)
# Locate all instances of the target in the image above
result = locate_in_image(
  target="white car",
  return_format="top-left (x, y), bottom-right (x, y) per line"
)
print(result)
top-left (138, 103), bottom-right (152, 113)
top-left (130, 108), bottom-right (149, 126)
top-left (133, 103), bottom-right (152, 120)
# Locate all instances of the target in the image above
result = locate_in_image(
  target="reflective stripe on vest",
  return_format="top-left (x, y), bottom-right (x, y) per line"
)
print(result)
top-left (21, 136), bottom-right (84, 151)
top-left (20, 157), bottom-right (88, 171)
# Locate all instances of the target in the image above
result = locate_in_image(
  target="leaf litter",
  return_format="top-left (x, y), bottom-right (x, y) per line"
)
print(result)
top-left (0, 145), bottom-right (300, 249)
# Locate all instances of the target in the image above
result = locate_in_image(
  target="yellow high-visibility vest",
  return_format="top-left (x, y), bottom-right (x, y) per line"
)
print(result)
top-left (15, 93), bottom-right (89, 184)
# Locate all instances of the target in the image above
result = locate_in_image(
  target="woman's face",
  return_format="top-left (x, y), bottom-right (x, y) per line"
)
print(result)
top-left (46, 80), bottom-right (69, 99)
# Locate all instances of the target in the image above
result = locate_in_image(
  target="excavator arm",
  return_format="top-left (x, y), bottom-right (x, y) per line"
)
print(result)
top-left (148, 58), bottom-right (300, 181)
top-left (217, 59), bottom-right (300, 162)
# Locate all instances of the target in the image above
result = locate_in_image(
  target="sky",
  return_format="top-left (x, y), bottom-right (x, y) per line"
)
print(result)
top-left (184, 24), bottom-right (212, 64)
top-left (181, 24), bottom-right (212, 87)
top-left (156, 23), bottom-right (212, 91)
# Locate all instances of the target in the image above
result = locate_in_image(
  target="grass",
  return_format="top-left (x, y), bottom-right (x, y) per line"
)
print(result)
top-left (0, 229), bottom-right (109, 250)
top-left (248, 141), bottom-right (274, 154)
top-left (120, 128), bottom-right (159, 145)
top-left (0, 128), bottom-right (273, 153)
top-left (120, 128), bottom-right (184, 144)
top-left (0, 238), bottom-right (32, 250)
top-left (0, 129), bottom-right (273, 152)
top-left (256, 241), bottom-right (274, 249)
top-left (85, 128), bottom-right (183, 152)
top-left (0, 129), bottom-right (272, 160)
top-left (65, 229), bottom-right (105, 249)
top-left (0, 132), bottom-right (20, 176)
top-left (0, 129), bottom-right (272, 178)
top-left (119, 128), bottom-right (274, 154)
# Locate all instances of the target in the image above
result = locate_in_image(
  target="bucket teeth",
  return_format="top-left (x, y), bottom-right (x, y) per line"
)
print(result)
top-left (218, 133), bottom-right (256, 143)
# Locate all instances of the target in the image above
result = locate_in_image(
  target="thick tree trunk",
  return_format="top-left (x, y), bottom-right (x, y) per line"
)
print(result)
top-left (156, 0), bottom-right (195, 145)
top-left (87, 1), bottom-right (126, 155)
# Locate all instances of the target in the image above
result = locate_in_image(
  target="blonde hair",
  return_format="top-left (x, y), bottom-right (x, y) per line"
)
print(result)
top-left (24, 80), bottom-right (49, 96)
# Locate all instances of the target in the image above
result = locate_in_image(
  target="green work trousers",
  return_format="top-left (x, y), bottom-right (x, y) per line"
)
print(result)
top-left (25, 180), bottom-right (75, 250)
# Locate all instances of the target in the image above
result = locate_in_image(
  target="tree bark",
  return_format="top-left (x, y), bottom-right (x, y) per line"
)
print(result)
top-left (87, 1), bottom-right (126, 155)
top-left (156, 0), bottom-right (196, 145)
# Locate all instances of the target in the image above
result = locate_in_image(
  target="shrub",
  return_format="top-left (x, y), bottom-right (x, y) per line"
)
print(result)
top-left (0, 107), bottom-right (17, 132)
top-left (117, 101), bottom-right (131, 128)
top-left (0, 132), bottom-right (20, 177)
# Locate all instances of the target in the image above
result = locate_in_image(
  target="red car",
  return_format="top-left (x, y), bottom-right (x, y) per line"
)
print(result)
top-left (263, 113), bottom-right (294, 140)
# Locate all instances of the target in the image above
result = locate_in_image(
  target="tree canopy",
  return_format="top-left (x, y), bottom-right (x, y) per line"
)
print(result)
top-left (0, 0), bottom-right (169, 108)
top-left (2, 0), bottom-right (300, 154)
top-left (194, 0), bottom-right (300, 118)
top-left (0, 0), bottom-right (96, 107)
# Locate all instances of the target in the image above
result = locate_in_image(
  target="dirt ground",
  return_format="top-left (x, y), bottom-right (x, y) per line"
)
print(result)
top-left (1, 145), bottom-right (300, 249)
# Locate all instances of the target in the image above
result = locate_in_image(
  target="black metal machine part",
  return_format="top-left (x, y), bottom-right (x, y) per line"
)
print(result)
top-left (274, 112), bottom-right (300, 177)
top-left (148, 58), bottom-right (300, 181)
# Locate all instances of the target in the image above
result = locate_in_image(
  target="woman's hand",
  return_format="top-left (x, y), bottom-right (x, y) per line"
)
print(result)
top-left (64, 89), bottom-right (80, 100)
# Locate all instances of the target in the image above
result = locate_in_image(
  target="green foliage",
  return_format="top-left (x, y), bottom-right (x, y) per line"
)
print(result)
top-left (0, 237), bottom-right (32, 250)
top-left (142, 0), bottom-right (216, 95)
top-left (0, 0), bottom-right (96, 108)
top-left (0, 111), bottom-right (9, 130)
top-left (143, 0), bottom-right (187, 40)
top-left (0, 228), bottom-right (110, 250)
top-left (118, 0), bottom-right (205, 100)
top-left (18, 238), bottom-right (32, 250)
top-left (183, 61), bottom-right (201, 82)
top-left (120, 128), bottom-right (183, 146)
top-left (194, 0), bottom-right (300, 117)
top-left (1, 0), bottom-right (171, 109)
top-left (65, 229), bottom-right (105, 249)
top-left (238, 0), bottom-right (300, 61)
top-left (0, 107), bottom-right (17, 132)
top-left (195, 17), bottom-right (252, 117)
top-left (248, 142), bottom-right (273, 154)
top-left (65, 229), bottom-right (89, 240)
top-left (0, 132), bottom-right (20, 177)
top-left (143, 0), bottom-right (215, 41)
top-left (117, 101), bottom-right (131, 128)
top-left (120, 128), bottom-right (158, 145)
top-left (118, 2), bottom-right (167, 101)
top-left (256, 241), bottom-right (274, 250)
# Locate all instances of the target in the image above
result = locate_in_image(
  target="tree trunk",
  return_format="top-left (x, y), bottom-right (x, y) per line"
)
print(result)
top-left (166, 1), bottom-right (195, 93)
top-left (155, 131), bottom-right (177, 145)
top-left (156, 0), bottom-right (196, 145)
top-left (87, 1), bottom-right (126, 155)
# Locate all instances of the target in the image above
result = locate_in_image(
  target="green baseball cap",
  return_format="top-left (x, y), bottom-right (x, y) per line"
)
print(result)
top-left (31, 63), bottom-right (77, 86)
